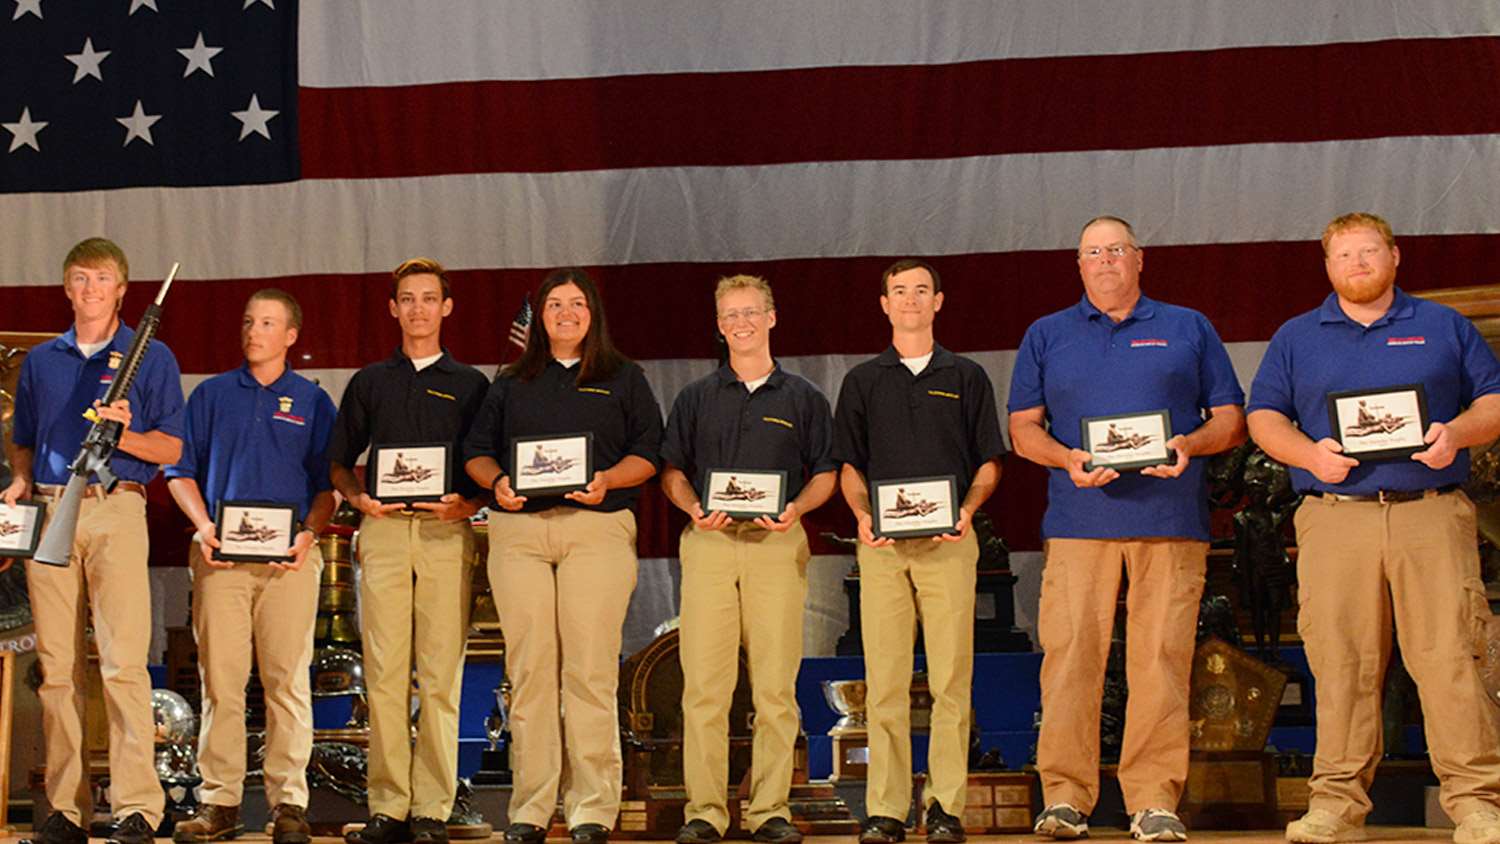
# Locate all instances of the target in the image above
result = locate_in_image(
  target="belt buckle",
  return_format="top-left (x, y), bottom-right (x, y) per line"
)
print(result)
top-left (1377, 489), bottom-right (1392, 504)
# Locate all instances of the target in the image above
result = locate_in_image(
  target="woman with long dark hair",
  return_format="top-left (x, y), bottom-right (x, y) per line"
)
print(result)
top-left (464, 268), bottom-right (663, 844)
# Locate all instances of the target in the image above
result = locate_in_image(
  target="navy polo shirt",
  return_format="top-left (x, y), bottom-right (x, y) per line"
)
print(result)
top-left (831, 344), bottom-right (1006, 503)
top-left (463, 359), bottom-right (664, 513)
top-left (1248, 288), bottom-right (1500, 495)
top-left (165, 364), bottom-right (338, 522)
top-left (327, 349), bottom-right (491, 500)
top-left (661, 363), bottom-right (837, 503)
top-left (12, 324), bottom-right (185, 486)
top-left (1008, 295), bottom-right (1244, 541)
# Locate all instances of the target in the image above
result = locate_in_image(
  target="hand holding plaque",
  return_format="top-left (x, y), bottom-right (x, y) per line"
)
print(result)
top-left (1080, 409), bottom-right (1175, 472)
top-left (870, 476), bottom-right (958, 539)
top-left (214, 501), bottom-right (297, 563)
top-left (703, 468), bottom-right (788, 521)
top-left (369, 442), bottom-right (451, 505)
top-left (1326, 384), bottom-right (1429, 462)
top-left (511, 433), bottom-right (594, 496)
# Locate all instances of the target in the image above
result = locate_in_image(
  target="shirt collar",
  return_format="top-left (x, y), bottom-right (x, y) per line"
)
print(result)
top-left (877, 342), bottom-right (954, 370)
top-left (714, 360), bottom-right (786, 389)
top-left (1317, 286), bottom-right (1414, 327)
top-left (235, 361), bottom-right (298, 391)
top-left (384, 346), bottom-right (457, 372)
top-left (54, 323), bottom-right (133, 359)
top-left (1075, 293), bottom-right (1158, 324)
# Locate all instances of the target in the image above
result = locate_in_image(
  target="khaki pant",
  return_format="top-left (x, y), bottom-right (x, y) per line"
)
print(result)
top-left (1034, 538), bottom-right (1208, 814)
top-left (189, 540), bottom-right (322, 808)
top-left (679, 521), bottom-right (810, 833)
top-left (857, 531), bottom-right (978, 821)
top-left (357, 512), bottom-right (475, 820)
top-left (26, 490), bottom-right (164, 827)
top-left (1295, 491), bottom-right (1500, 824)
top-left (489, 507), bottom-right (638, 829)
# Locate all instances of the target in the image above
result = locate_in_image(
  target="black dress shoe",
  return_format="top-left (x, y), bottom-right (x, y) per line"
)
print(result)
top-left (753, 817), bottom-right (803, 844)
top-left (675, 819), bottom-right (722, 844)
top-left (924, 803), bottom-right (966, 844)
top-left (410, 817), bottom-right (448, 844)
top-left (503, 823), bottom-right (547, 844)
top-left (346, 814), bottom-right (412, 844)
top-left (23, 812), bottom-right (88, 844)
top-left (108, 813), bottom-right (157, 844)
top-left (571, 823), bottom-right (610, 844)
top-left (860, 816), bottom-right (906, 844)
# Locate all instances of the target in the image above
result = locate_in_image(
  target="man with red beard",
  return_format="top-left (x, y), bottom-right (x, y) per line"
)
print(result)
top-left (1248, 213), bottom-right (1500, 844)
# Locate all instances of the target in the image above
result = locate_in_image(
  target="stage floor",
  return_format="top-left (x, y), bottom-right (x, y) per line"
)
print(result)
top-left (0, 832), bottom-right (1457, 843)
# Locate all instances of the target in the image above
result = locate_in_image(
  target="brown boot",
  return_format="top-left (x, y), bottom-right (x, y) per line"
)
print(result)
top-left (173, 805), bottom-right (244, 843)
top-left (271, 805), bottom-right (312, 844)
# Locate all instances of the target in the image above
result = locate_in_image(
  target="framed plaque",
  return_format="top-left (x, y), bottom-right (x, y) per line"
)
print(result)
top-left (1081, 409), bottom-right (1174, 472)
top-left (368, 442), bottom-right (450, 504)
top-left (0, 501), bottom-right (45, 559)
top-left (870, 476), bottom-right (958, 539)
top-left (512, 432), bottom-right (593, 496)
top-left (1326, 384), bottom-right (1429, 461)
top-left (703, 468), bottom-right (787, 520)
top-left (214, 501), bottom-right (297, 563)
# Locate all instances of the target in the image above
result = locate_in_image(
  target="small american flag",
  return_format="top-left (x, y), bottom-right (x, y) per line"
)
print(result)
top-left (507, 297), bottom-right (532, 351)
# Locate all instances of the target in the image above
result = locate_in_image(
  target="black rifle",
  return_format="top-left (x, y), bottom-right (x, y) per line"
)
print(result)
top-left (34, 263), bottom-right (180, 566)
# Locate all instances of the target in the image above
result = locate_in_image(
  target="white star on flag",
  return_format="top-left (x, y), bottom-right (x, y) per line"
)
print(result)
top-left (117, 100), bottom-right (161, 147)
top-left (243, 0), bottom-right (273, 8)
top-left (231, 94), bottom-right (278, 140)
top-left (127, 0), bottom-right (157, 14)
top-left (65, 37), bottom-right (110, 84)
top-left (3, 108), bottom-right (46, 153)
top-left (11, 0), bottom-right (41, 20)
top-left (177, 32), bottom-right (223, 77)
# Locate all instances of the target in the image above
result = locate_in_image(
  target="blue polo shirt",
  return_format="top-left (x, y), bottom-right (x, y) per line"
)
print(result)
top-left (165, 363), bottom-right (338, 522)
top-left (1247, 288), bottom-right (1500, 496)
top-left (1008, 294), bottom-right (1244, 541)
top-left (12, 324), bottom-right (185, 486)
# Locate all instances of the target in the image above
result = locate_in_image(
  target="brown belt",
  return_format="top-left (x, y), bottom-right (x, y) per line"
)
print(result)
top-left (35, 481), bottom-right (148, 500)
top-left (1320, 484), bottom-right (1459, 504)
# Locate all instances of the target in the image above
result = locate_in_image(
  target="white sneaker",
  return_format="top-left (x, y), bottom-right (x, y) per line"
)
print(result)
top-left (1455, 809), bottom-right (1500, 844)
top-left (1130, 809), bottom-right (1186, 842)
top-left (1033, 804), bottom-right (1088, 840)
top-left (1285, 809), bottom-right (1364, 843)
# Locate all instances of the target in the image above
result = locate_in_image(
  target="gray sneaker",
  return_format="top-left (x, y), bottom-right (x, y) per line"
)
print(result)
top-left (1034, 804), bottom-right (1088, 840)
top-left (1130, 809), bottom-right (1186, 842)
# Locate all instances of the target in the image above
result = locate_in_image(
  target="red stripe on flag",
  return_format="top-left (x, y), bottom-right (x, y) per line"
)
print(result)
top-left (299, 37), bottom-right (1500, 178)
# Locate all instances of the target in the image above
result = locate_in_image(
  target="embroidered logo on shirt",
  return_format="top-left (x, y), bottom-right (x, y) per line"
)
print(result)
top-left (762, 416), bottom-right (793, 429)
top-left (107, 350), bottom-right (123, 370)
top-left (272, 412), bottom-right (306, 426)
top-left (425, 388), bottom-right (456, 401)
top-left (927, 390), bottom-right (960, 400)
top-left (1130, 339), bottom-right (1169, 348)
top-left (1387, 336), bottom-right (1426, 346)
top-left (98, 374), bottom-right (113, 385)
top-left (578, 387), bottom-right (611, 396)
top-left (278, 396), bottom-right (294, 413)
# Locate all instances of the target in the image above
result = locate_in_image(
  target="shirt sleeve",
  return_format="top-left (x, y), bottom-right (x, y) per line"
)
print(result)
top-left (621, 364), bottom-right (664, 469)
top-left (802, 386), bottom-right (838, 476)
top-left (966, 362), bottom-right (1007, 462)
top-left (451, 370), bottom-right (491, 499)
top-left (659, 385), bottom-right (696, 472)
top-left (1456, 313), bottom-right (1500, 402)
top-left (326, 370), bottom-right (372, 468)
top-left (461, 377), bottom-right (507, 468)
top-left (1006, 324), bottom-right (1046, 413)
top-left (830, 370), bottom-right (868, 471)
top-left (304, 388), bottom-right (339, 496)
top-left (11, 354), bottom-right (37, 450)
top-left (1195, 313), bottom-right (1247, 409)
top-left (163, 382), bottom-right (207, 481)
top-left (138, 341), bottom-right (186, 439)
top-left (1246, 325), bottom-right (1297, 418)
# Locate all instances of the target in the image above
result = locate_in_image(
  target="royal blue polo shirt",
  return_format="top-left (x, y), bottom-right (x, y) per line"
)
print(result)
top-left (1008, 294), bottom-right (1244, 541)
top-left (165, 363), bottom-right (338, 522)
top-left (1248, 287), bottom-right (1500, 496)
top-left (12, 324), bottom-right (185, 486)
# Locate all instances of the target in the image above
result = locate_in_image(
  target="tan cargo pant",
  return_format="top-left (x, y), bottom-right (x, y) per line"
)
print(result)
top-left (1034, 538), bottom-right (1208, 814)
top-left (26, 490), bottom-right (164, 827)
top-left (1295, 491), bottom-right (1500, 824)
top-left (679, 521), bottom-right (810, 833)
top-left (357, 512), bottom-right (475, 821)
top-left (189, 540), bottom-right (322, 808)
top-left (857, 530), bottom-right (978, 821)
top-left (489, 507), bottom-right (638, 829)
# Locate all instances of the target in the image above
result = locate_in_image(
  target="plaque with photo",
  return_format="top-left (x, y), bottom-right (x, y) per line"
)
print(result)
top-left (1081, 409), bottom-right (1175, 472)
top-left (214, 501), bottom-right (297, 563)
top-left (0, 501), bottom-right (45, 559)
top-left (703, 468), bottom-right (788, 520)
top-left (512, 433), bottom-right (594, 496)
top-left (1326, 384), bottom-right (1430, 462)
top-left (368, 442), bottom-right (451, 505)
top-left (870, 476), bottom-right (958, 539)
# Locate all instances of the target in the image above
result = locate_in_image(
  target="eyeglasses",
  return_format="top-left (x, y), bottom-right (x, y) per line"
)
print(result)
top-left (717, 308), bottom-right (769, 323)
top-left (1078, 244), bottom-right (1137, 261)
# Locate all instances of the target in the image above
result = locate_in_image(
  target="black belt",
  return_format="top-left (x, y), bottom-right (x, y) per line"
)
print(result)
top-left (1321, 484), bottom-right (1460, 504)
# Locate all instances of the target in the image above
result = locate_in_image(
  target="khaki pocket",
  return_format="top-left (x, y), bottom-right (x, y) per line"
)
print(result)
top-left (1464, 576), bottom-right (1493, 660)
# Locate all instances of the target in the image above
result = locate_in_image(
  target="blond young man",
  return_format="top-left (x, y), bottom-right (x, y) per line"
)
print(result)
top-left (662, 276), bottom-right (837, 844)
top-left (5, 238), bottom-right (183, 844)
top-left (1248, 213), bottom-right (1500, 844)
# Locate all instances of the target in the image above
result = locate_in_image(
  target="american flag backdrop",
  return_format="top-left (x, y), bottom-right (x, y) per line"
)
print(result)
top-left (4, 2), bottom-right (1500, 570)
